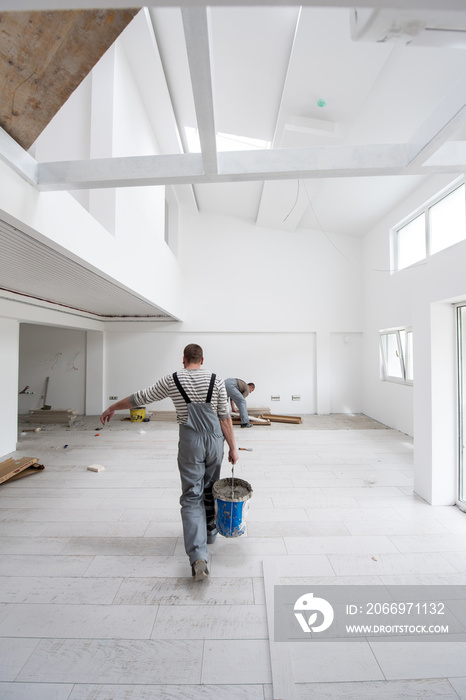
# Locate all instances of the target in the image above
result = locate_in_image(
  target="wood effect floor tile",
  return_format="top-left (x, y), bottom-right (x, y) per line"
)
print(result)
top-left (83, 555), bottom-right (190, 578)
top-left (295, 678), bottom-right (460, 699)
top-left (0, 682), bottom-right (73, 700)
top-left (59, 536), bottom-right (176, 556)
top-left (0, 576), bottom-right (122, 604)
top-left (114, 576), bottom-right (255, 606)
top-left (202, 640), bottom-right (272, 684)
top-left (1, 555), bottom-right (94, 577)
top-left (67, 683), bottom-right (266, 699)
top-left (0, 537), bottom-right (70, 555)
top-left (448, 677), bottom-right (466, 699)
top-left (0, 638), bottom-right (39, 681)
top-left (151, 604), bottom-right (267, 639)
top-left (369, 641), bottom-right (466, 680)
top-left (328, 552), bottom-right (458, 577)
top-left (0, 603), bottom-right (157, 639)
top-left (17, 639), bottom-right (203, 684)
top-left (290, 641), bottom-right (385, 683)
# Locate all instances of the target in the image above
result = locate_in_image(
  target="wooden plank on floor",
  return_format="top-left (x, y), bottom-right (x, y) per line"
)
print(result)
top-left (5, 463), bottom-right (45, 482)
top-left (261, 414), bottom-right (302, 424)
top-left (231, 412), bottom-right (271, 425)
top-left (0, 456), bottom-right (39, 485)
top-left (28, 409), bottom-right (78, 425)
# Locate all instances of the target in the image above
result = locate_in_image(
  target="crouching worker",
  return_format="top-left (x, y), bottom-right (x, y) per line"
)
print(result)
top-left (100, 343), bottom-right (239, 581)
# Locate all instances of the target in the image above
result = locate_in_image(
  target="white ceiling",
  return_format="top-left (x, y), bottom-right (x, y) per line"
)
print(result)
top-left (19, 0), bottom-right (466, 236)
top-left (159, 2), bottom-right (466, 236)
top-left (1, 0), bottom-right (466, 316)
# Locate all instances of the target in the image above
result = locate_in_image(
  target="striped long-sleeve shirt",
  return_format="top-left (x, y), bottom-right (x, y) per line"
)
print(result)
top-left (130, 369), bottom-right (230, 424)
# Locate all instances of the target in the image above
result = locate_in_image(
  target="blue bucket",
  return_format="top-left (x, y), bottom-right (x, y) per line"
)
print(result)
top-left (213, 477), bottom-right (253, 538)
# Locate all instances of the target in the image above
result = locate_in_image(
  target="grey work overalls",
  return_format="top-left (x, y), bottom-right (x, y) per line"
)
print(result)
top-left (174, 372), bottom-right (224, 565)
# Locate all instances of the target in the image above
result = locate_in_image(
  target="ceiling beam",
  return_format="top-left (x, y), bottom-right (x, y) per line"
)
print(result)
top-left (0, 127), bottom-right (38, 186)
top-left (423, 141), bottom-right (466, 168)
top-left (38, 153), bottom-right (205, 190)
top-left (406, 72), bottom-right (466, 170)
top-left (35, 142), bottom-right (466, 191)
top-left (218, 144), bottom-right (409, 177)
top-left (0, 138), bottom-right (462, 192)
top-left (5, 1), bottom-right (466, 10)
top-left (181, 6), bottom-right (218, 175)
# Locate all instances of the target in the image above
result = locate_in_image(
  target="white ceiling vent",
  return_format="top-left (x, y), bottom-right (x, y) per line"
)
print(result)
top-left (350, 8), bottom-right (466, 49)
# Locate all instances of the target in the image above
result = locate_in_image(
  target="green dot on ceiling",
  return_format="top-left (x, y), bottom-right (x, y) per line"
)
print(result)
top-left (317, 99), bottom-right (327, 108)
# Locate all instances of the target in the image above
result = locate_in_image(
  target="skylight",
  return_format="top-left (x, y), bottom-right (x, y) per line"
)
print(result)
top-left (185, 127), bottom-right (270, 153)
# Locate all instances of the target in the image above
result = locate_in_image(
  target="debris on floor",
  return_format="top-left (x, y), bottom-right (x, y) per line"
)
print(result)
top-left (260, 413), bottom-right (302, 424)
top-left (247, 407), bottom-right (271, 416)
top-left (87, 464), bottom-right (105, 472)
top-left (0, 457), bottom-right (45, 485)
top-left (231, 412), bottom-right (271, 426)
top-left (28, 408), bottom-right (78, 426)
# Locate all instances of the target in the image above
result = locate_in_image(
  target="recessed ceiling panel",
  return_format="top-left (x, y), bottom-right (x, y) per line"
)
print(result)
top-left (0, 219), bottom-right (173, 319)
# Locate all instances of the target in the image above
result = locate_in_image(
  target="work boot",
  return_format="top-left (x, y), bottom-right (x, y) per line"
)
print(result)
top-left (241, 423), bottom-right (253, 428)
top-left (191, 559), bottom-right (209, 581)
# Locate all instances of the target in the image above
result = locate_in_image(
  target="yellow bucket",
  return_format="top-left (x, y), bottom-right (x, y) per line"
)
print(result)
top-left (130, 407), bottom-right (146, 422)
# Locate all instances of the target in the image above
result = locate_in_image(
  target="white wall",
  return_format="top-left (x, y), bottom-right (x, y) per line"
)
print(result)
top-left (330, 332), bottom-right (363, 414)
top-left (179, 210), bottom-right (362, 334)
top-left (0, 319), bottom-right (19, 456)
top-left (100, 209), bottom-right (363, 416)
top-left (103, 329), bottom-right (317, 415)
top-left (177, 210), bottom-right (363, 414)
top-left (18, 324), bottom-right (87, 414)
top-left (29, 54), bottom-right (92, 214)
top-left (362, 174), bottom-right (466, 504)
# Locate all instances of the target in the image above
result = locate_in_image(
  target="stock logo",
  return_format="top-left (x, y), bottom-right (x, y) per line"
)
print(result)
top-left (294, 593), bottom-right (334, 633)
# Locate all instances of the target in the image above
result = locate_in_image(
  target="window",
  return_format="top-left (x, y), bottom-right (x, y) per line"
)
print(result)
top-left (380, 327), bottom-right (413, 385)
top-left (397, 213), bottom-right (426, 270)
top-left (185, 126), bottom-right (270, 153)
top-left (394, 181), bottom-right (466, 271)
top-left (430, 185), bottom-right (466, 255)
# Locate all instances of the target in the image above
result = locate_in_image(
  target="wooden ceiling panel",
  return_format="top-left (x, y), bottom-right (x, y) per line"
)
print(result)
top-left (0, 9), bottom-right (139, 150)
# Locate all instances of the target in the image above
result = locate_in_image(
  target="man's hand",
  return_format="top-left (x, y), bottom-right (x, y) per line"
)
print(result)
top-left (100, 397), bottom-right (133, 426)
top-left (228, 447), bottom-right (239, 465)
top-left (100, 408), bottom-right (115, 426)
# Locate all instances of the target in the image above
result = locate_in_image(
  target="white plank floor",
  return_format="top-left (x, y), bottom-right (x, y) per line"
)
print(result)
top-left (0, 415), bottom-right (465, 699)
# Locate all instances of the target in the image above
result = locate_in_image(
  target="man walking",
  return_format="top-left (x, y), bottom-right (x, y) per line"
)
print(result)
top-left (100, 344), bottom-right (239, 581)
top-left (225, 377), bottom-right (256, 428)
